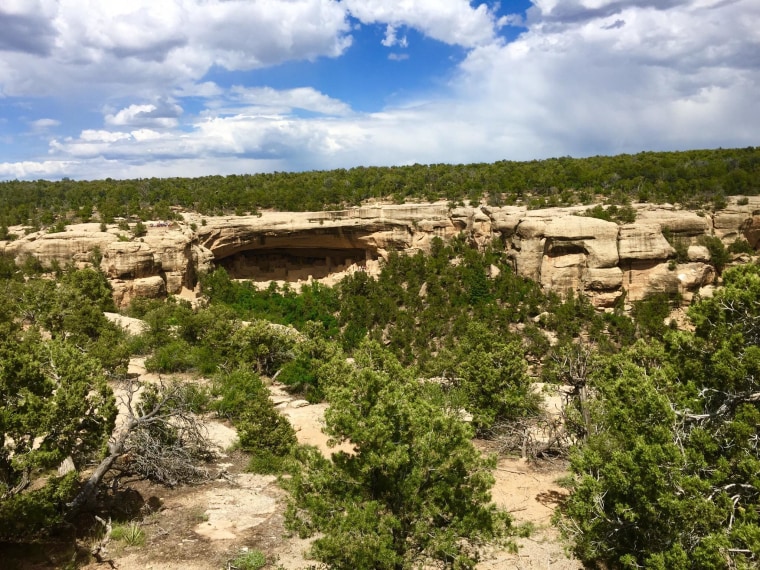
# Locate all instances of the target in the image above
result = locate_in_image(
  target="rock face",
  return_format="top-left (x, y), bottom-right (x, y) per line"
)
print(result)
top-left (2, 198), bottom-right (759, 308)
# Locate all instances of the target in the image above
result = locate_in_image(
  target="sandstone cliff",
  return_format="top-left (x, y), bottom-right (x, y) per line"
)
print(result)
top-left (2, 198), bottom-right (758, 308)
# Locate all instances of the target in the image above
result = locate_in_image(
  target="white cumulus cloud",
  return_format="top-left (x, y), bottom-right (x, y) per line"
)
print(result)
top-left (344, 0), bottom-right (505, 47)
top-left (29, 118), bottom-right (60, 130)
top-left (2, 0), bottom-right (759, 181)
top-left (0, 0), bottom-right (353, 98)
top-left (381, 25), bottom-right (408, 48)
top-left (228, 86), bottom-right (353, 116)
top-left (105, 100), bottom-right (183, 128)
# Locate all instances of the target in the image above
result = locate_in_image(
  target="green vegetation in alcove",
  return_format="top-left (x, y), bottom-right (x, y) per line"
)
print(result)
top-left (199, 237), bottom-right (635, 375)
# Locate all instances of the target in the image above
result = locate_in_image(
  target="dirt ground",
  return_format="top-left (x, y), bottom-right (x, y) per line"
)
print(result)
top-left (5, 356), bottom-right (581, 570)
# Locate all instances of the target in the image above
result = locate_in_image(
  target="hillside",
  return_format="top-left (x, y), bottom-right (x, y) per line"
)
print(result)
top-left (3, 152), bottom-right (760, 569)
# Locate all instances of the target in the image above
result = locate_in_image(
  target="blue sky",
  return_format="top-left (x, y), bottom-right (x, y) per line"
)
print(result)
top-left (0, 0), bottom-right (758, 180)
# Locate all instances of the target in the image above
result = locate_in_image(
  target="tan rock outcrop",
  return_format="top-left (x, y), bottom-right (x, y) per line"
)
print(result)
top-left (105, 241), bottom-right (156, 278)
top-left (743, 215), bottom-right (760, 248)
top-left (618, 224), bottom-right (674, 261)
top-left (112, 276), bottom-right (166, 307)
top-left (676, 263), bottom-right (716, 291)
top-left (623, 261), bottom-right (681, 301)
top-left (5, 226), bottom-right (117, 267)
top-left (687, 245), bottom-right (711, 263)
top-left (5, 201), bottom-right (757, 309)
top-left (636, 207), bottom-right (710, 237)
top-left (714, 197), bottom-right (760, 240)
top-left (584, 267), bottom-right (624, 292)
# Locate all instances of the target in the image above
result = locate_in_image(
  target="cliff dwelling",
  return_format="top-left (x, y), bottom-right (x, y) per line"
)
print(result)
top-left (218, 246), bottom-right (373, 282)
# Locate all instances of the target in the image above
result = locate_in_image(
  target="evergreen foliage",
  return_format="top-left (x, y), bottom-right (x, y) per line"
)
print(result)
top-left (1, 147), bottom-right (758, 225)
top-left (210, 368), bottom-right (297, 473)
top-left (562, 263), bottom-right (760, 569)
top-left (0, 302), bottom-right (117, 537)
top-left (285, 341), bottom-right (511, 569)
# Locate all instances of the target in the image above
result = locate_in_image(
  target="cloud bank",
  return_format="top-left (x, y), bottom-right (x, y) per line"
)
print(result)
top-left (0, 0), bottom-right (758, 180)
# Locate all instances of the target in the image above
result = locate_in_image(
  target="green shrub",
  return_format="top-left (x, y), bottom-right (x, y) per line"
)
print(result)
top-left (211, 368), bottom-right (267, 421)
top-left (584, 204), bottom-right (636, 224)
top-left (247, 450), bottom-right (297, 475)
top-left (47, 219), bottom-right (67, 233)
top-left (277, 356), bottom-right (322, 402)
top-left (180, 383), bottom-right (212, 414)
top-left (126, 332), bottom-right (151, 355)
top-left (230, 550), bottom-right (266, 570)
top-left (0, 472), bottom-right (79, 539)
top-left (145, 339), bottom-right (195, 372)
top-left (132, 222), bottom-right (147, 237)
top-left (662, 228), bottom-right (689, 263)
top-left (631, 293), bottom-right (677, 340)
top-left (728, 237), bottom-right (756, 255)
top-left (698, 235), bottom-right (730, 274)
top-left (237, 402), bottom-right (296, 458)
top-left (111, 521), bottom-right (145, 546)
top-left (191, 345), bottom-right (222, 375)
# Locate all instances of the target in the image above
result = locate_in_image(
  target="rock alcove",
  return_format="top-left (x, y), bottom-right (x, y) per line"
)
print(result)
top-left (218, 246), bottom-right (373, 282)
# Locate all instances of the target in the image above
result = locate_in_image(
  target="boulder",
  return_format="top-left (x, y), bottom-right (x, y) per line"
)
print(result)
top-left (509, 236), bottom-right (546, 282)
top-left (623, 260), bottom-right (681, 301)
top-left (584, 267), bottom-right (624, 291)
top-left (687, 245), bottom-right (711, 263)
top-left (714, 208), bottom-right (753, 240)
top-left (676, 263), bottom-right (715, 291)
top-left (133, 275), bottom-right (166, 299)
top-left (481, 206), bottom-right (525, 236)
top-left (544, 216), bottom-right (619, 268)
top-left (636, 208), bottom-right (710, 237)
top-left (742, 215), bottom-right (760, 248)
top-left (540, 252), bottom-right (585, 293)
top-left (618, 224), bottom-right (674, 261)
top-left (105, 241), bottom-right (156, 278)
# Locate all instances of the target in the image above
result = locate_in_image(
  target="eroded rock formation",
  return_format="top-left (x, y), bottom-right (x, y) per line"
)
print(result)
top-left (2, 199), bottom-right (758, 308)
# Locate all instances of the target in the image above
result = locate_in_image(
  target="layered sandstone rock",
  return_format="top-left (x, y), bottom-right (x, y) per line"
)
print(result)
top-left (3, 198), bottom-right (758, 308)
top-left (4, 224), bottom-right (117, 268)
top-left (105, 241), bottom-right (156, 278)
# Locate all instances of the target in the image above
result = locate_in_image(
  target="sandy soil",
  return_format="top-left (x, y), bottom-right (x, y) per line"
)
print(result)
top-left (485, 457), bottom-right (581, 569)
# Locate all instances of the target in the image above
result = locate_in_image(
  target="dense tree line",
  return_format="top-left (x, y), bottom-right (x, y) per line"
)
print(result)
top-left (1, 147), bottom-right (759, 234)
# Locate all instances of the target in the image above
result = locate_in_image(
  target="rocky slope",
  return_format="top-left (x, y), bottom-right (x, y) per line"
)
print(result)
top-left (3, 198), bottom-right (759, 307)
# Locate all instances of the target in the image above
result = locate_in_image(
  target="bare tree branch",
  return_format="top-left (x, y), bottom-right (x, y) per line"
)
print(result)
top-left (68, 377), bottom-right (213, 514)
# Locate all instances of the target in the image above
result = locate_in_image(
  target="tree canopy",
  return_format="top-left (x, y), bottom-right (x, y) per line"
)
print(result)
top-left (285, 341), bottom-right (511, 569)
top-left (1, 147), bottom-right (758, 230)
top-left (562, 263), bottom-right (760, 569)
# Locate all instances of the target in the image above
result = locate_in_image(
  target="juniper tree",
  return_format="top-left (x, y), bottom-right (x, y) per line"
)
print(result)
top-left (285, 341), bottom-right (510, 570)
